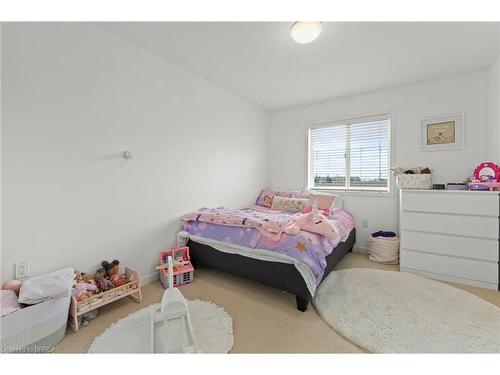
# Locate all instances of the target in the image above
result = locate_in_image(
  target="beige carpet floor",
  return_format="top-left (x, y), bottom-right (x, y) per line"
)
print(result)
top-left (55, 252), bottom-right (500, 353)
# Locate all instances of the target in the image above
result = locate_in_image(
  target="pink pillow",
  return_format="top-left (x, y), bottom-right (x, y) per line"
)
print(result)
top-left (291, 191), bottom-right (310, 199)
top-left (255, 189), bottom-right (292, 208)
top-left (0, 290), bottom-right (22, 317)
top-left (304, 193), bottom-right (337, 216)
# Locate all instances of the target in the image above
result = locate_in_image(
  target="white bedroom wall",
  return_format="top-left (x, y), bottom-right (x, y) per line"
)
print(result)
top-left (268, 71), bottom-right (490, 250)
top-left (1, 23), bottom-right (268, 283)
top-left (488, 53), bottom-right (500, 163)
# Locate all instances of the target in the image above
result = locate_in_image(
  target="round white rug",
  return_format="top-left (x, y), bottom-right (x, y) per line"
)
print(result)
top-left (88, 299), bottom-right (233, 353)
top-left (313, 268), bottom-right (500, 353)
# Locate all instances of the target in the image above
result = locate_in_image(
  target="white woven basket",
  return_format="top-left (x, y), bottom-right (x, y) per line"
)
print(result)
top-left (396, 174), bottom-right (432, 189)
top-left (368, 235), bottom-right (400, 264)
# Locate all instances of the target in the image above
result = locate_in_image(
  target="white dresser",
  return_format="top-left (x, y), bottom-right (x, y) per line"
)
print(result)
top-left (399, 189), bottom-right (499, 290)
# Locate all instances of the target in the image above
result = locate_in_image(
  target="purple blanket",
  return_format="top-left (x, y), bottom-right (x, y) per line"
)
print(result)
top-left (182, 207), bottom-right (354, 285)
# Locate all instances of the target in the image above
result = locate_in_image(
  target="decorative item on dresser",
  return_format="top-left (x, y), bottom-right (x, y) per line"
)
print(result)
top-left (399, 189), bottom-right (499, 290)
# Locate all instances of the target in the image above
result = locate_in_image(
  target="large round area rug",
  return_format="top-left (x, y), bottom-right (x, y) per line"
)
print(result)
top-left (313, 268), bottom-right (500, 353)
top-left (88, 299), bottom-right (233, 353)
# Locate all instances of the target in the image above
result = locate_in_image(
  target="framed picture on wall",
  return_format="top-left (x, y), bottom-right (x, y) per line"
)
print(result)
top-left (419, 114), bottom-right (464, 151)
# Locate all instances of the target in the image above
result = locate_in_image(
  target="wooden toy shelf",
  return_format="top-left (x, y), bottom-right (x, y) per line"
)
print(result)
top-left (68, 267), bottom-right (143, 331)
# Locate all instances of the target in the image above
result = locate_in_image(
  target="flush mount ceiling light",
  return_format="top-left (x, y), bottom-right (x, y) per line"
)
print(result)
top-left (290, 21), bottom-right (323, 44)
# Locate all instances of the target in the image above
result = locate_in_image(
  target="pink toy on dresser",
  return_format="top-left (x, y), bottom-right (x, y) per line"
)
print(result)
top-left (469, 162), bottom-right (500, 191)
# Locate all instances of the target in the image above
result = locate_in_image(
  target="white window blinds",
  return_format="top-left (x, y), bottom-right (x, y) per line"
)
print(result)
top-left (309, 116), bottom-right (391, 192)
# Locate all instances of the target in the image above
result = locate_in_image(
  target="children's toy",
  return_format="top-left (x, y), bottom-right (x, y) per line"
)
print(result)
top-left (153, 255), bottom-right (196, 353)
top-left (69, 267), bottom-right (142, 331)
top-left (94, 267), bottom-right (114, 292)
top-left (2, 280), bottom-right (22, 295)
top-left (94, 268), bottom-right (107, 281)
top-left (78, 309), bottom-right (98, 327)
top-left (110, 274), bottom-right (126, 287)
top-left (468, 162), bottom-right (500, 191)
top-left (96, 277), bottom-right (114, 292)
top-left (101, 260), bottom-right (120, 277)
top-left (81, 273), bottom-right (95, 284)
top-left (158, 247), bottom-right (194, 289)
top-left (473, 162), bottom-right (500, 181)
top-left (73, 278), bottom-right (99, 301)
top-left (294, 201), bottom-right (337, 240)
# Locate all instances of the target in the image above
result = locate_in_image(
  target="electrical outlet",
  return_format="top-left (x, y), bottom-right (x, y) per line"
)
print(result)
top-left (15, 262), bottom-right (30, 280)
top-left (361, 219), bottom-right (369, 228)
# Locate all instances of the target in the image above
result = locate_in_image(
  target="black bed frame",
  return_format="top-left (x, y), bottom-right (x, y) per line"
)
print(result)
top-left (188, 228), bottom-right (356, 312)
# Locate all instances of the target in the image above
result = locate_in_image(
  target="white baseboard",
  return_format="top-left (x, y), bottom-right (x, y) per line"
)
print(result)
top-left (141, 271), bottom-right (159, 285)
top-left (352, 246), bottom-right (368, 254)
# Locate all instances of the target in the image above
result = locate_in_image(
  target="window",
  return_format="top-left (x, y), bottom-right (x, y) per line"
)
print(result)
top-left (308, 115), bottom-right (391, 192)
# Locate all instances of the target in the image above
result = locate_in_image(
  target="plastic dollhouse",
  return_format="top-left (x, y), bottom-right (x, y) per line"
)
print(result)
top-left (157, 246), bottom-right (194, 289)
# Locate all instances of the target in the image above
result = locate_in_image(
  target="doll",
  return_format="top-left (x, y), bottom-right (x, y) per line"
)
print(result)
top-left (101, 260), bottom-right (120, 277)
top-left (94, 268), bottom-right (114, 292)
top-left (110, 274), bottom-right (125, 287)
top-left (2, 280), bottom-right (22, 296)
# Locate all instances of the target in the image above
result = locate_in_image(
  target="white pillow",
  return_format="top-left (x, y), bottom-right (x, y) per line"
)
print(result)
top-left (18, 267), bottom-right (74, 305)
top-left (305, 191), bottom-right (343, 214)
top-left (331, 194), bottom-right (343, 211)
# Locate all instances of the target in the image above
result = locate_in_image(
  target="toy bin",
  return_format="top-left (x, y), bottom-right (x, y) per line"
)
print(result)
top-left (396, 174), bottom-right (432, 189)
top-left (1, 294), bottom-right (71, 352)
top-left (159, 246), bottom-right (194, 289)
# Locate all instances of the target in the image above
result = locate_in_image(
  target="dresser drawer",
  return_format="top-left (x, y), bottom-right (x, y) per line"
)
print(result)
top-left (401, 190), bottom-right (499, 217)
top-left (401, 250), bottom-right (498, 284)
top-left (400, 230), bottom-right (498, 262)
top-left (400, 211), bottom-right (499, 240)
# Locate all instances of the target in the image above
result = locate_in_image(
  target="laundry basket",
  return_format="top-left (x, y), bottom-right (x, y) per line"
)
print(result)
top-left (368, 235), bottom-right (400, 264)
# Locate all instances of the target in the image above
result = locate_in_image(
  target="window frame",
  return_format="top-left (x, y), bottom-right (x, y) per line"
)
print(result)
top-left (307, 113), bottom-right (393, 194)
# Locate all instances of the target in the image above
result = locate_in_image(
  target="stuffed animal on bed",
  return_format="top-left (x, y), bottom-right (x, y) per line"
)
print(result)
top-left (294, 201), bottom-right (337, 240)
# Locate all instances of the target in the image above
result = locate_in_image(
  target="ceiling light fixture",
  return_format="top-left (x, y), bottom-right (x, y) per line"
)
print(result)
top-left (290, 21), bottom-right (323, 44)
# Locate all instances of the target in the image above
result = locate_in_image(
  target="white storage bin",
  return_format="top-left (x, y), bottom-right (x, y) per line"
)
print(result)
top-left (396, 174), bottom-right (432, 189)
top-left (368, 235), bottom-right (400, 264)
top-left (1, 291), bottom-right (71, 352)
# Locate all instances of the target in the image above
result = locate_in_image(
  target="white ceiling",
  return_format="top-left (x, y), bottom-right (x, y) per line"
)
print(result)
top-left (100, 22), bottom-right (500, 110)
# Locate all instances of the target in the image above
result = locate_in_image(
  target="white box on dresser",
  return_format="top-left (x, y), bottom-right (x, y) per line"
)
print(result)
top-left (399, 189), bottom-right (499, 290)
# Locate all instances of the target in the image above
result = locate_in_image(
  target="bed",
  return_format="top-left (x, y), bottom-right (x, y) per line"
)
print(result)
top-left (179, 198), bottom-right (355, 312)
top-left (187, 229), bottom-right (355, 311)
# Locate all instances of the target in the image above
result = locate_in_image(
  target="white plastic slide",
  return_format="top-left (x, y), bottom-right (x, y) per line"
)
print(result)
top-left (153, 255), bottom-right (196, 353)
